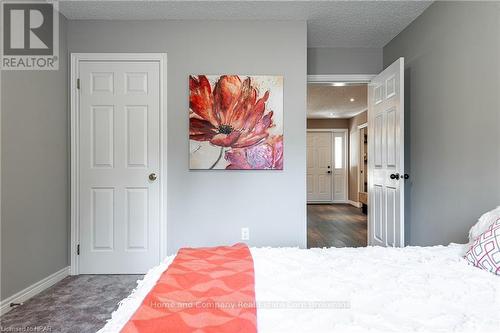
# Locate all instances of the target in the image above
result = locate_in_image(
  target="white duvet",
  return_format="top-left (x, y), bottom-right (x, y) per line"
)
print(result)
top-left (99, 244), bottom-right (500, 333)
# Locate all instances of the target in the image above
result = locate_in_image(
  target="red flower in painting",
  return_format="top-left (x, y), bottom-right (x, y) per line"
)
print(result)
top-left (225, 135), bottom-right (283, 170)
top-left (189, 75), bottom-right (274, 148)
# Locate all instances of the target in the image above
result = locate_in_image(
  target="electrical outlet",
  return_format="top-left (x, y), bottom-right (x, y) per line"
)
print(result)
top-left (241, 227), bottom-right (250, 241)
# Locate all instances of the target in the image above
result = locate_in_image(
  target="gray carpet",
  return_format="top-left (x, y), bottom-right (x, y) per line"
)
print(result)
top-left (0, 275), bottom-right (142, 333)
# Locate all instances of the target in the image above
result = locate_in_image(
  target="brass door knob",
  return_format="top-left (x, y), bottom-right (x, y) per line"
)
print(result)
top-left (149, 173), bottom-right (157, 181)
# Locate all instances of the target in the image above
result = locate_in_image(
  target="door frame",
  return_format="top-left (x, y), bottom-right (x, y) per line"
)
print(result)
top-left (308, 74), bottom-right (375, 84)
top-left (306, 74), bottom-right (374, 205)
top-left (306, 129), bottom-right (348, 204)
top-left (70, 53), bottom-right (168, 275)
top-left (307, 74), bottom-right (373, 246)
top-left (357, 122), bottom-right (368, 196)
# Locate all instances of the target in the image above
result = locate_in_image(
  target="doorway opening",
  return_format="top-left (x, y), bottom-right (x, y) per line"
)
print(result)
top-left (306, 77), bottom-right (370, 248)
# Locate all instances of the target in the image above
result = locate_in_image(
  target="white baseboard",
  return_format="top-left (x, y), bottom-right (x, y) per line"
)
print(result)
top-left (0, 266), bottom-right (70, 316)
top-left (348, 200), bottom-right (363, 208)
top-left (308, 200), bottom-right (354, 205)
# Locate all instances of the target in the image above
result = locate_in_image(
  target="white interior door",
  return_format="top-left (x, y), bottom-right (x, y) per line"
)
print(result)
top-left (332, 131), bottom-right (347, 202)
top-left (78, 59), bottom-right (161, 273)
top-left (307, 131), bottom-right (333, 202)
top-left (368, 57), bottom-right (405, 247)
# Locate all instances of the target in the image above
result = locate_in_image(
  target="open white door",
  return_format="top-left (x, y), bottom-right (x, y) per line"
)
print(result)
top-left (368, 57), bottom-right (405, 247)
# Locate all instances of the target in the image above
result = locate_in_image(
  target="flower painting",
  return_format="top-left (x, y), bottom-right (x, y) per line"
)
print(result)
top-left (189, 75), bottom-right (283, 170)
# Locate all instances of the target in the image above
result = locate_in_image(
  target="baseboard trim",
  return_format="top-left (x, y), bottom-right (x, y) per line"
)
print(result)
top-left (348, 200), bottom-right (363, 208)
top-left (308, 200), bottom-right (352, 205)
top-left (0, 266), bottom-right (70, 316)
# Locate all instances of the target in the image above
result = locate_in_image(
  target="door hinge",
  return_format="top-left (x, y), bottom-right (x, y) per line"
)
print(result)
top-left (76, 78), bottom-right (80, 90)
top-left (77, 244), bottom-right (80, 255)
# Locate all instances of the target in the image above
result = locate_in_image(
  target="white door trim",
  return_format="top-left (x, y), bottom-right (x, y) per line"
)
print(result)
top-left (306, 129), bottom-right (348, 204)
top-left (357, 122), bottom-right (368, 198)
top-left (307, 74), bottom-right (375, 84)
top-left (70, 53), bottom-right (167, 275)
top-left (307, 129), bottom-right (348, 132)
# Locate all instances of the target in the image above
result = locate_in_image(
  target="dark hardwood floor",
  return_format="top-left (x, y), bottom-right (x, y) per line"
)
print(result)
top-left (307, 204), bottom-right (367, 248)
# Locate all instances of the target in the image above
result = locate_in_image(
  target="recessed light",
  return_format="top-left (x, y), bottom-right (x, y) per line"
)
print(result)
top-left (332, 83), bottom-right (346, 87)
top-left (350, 98), bottom-right (355, 102)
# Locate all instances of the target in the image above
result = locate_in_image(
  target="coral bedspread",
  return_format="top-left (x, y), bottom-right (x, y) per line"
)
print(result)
top-left (121, 243), bottom-right (257, 333)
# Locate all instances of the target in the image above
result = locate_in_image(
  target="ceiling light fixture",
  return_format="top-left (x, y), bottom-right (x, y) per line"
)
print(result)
top-left (350, 98), bottom-right (355, 102)
top-left (332, 83), bottom-right (346, 87)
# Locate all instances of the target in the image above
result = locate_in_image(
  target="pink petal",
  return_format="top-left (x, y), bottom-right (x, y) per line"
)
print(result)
top-left (210, 131), bottom-right (241, 147)
top-left (225, 149), bottom-right (252, 169)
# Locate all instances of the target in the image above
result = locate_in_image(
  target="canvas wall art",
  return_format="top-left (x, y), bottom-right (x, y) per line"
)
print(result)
top-left (189, 75), bottom-right (283, 170)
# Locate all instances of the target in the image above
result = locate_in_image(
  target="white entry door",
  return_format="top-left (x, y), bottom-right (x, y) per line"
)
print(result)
top-left (307, 132), bottom-right (332, 202)
top-left (307, 130), bottom-right (347, 203)
top-left (368, 57), bottom-right (405, 247)
top-left (77, 59), bottom-right (161, 273)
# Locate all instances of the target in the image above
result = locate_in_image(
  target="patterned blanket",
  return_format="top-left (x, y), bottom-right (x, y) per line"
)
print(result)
top-left (121, 243), bottom-right (257, 333)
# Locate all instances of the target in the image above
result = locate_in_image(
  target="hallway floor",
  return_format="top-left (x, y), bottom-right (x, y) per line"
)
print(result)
top-left (307, 203), bottom-right (367, 248)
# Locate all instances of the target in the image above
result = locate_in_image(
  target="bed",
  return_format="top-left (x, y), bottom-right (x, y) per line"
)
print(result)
top-left (98, 243), bottom-right (500, 333)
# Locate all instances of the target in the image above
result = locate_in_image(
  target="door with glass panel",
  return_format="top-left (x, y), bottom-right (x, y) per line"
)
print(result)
top-left (307, 130), bottom-right (347, 203)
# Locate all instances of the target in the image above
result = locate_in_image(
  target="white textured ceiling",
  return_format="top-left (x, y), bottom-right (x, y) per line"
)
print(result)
top-left (307, 84), bottom-right (367, 119)
top-left (59, 0), bottom-right (433, 47)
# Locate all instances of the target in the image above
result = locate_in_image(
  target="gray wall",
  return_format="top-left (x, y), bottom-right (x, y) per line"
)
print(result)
top-left (67, 20), bottom-right (307, 254)
top-left (1, 15), bottom-right (69, 300)
top-left (308, 47), bottom-right (382, 74)
top-left (384, 1), bottom-right (500, 245)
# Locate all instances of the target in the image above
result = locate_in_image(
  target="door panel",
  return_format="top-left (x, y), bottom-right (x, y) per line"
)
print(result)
top-left (91, 106), bottom-right (114, 168)
top-left (333, 174), bottom-right (343, 196)
top-left (126, 106), bottom-right (148, 167)
top-left (368, 57), bottom-right (405, 247)
top-left (374, 113), bottom-right (383, 168)
top-left (373, 185), bottom-right (384, 243)
top-left (386, 108), bottom-right (397, 167)
top-left (91, 188), bottom-right (114, 250)
top-left (79, 60), bottom-right (161, 273)
top-left (125, 187), bottom-right (149, 250)
top-left (386, 187), bottom-right (397, 247)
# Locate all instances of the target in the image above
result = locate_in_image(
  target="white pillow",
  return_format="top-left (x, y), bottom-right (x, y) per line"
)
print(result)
top-left (468, 206), bottom-right (500, 244)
